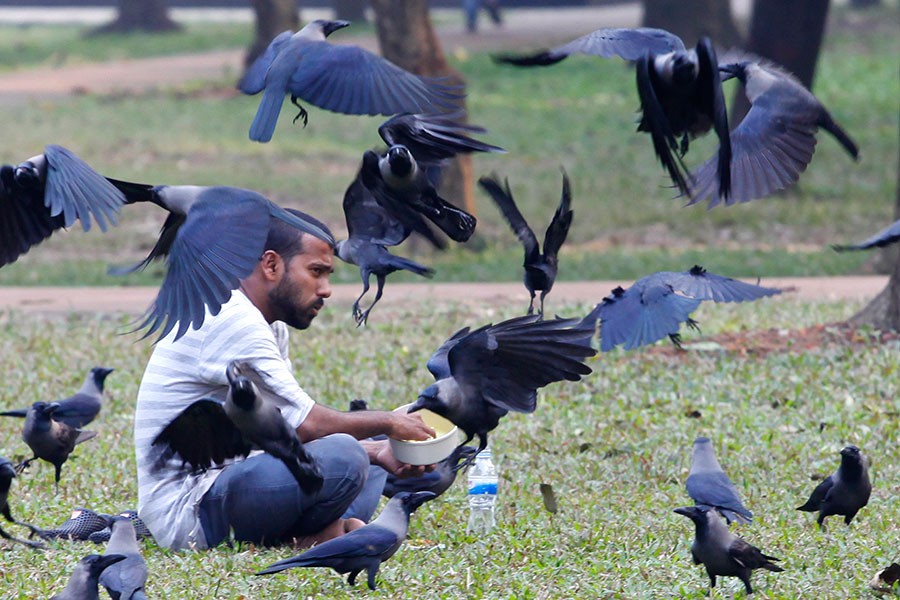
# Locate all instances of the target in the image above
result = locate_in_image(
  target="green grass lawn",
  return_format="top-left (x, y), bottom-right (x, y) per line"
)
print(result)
top-left (0, 4), bottom-right (897, 286)
top-left (1, 296), bottom-right (898, 598)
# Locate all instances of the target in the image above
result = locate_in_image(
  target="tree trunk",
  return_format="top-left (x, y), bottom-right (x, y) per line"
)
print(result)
top-left (642, 0), bottom-right (742, 48)
top-left (333, 0), bottom-right (369, 23)
top-left (848, 123), bottom-right (900, 330)
top-left (369, 0), bottom-right (475, 218)
top-left (91, 0), bottom-right (180, 35)
top-left (245, 0), bottom-right (301, 69)
top-left (731, 0), bottom-right (830, 123)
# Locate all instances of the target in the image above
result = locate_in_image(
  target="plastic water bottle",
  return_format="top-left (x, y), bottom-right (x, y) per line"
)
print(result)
top-left (467, 445), bottom-right (498, 535)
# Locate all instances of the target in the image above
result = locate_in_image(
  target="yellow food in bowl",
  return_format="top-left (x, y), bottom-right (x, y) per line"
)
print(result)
top-left (403, 409), bottom-right (455, 441)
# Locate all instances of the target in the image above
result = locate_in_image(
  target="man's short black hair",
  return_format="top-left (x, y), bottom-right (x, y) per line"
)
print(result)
top-left (264, 209), bottom-right (335, 260)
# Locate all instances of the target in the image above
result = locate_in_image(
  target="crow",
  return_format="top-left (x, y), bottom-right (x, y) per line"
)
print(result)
top-left (18, 401), bottom-right (97, 492)
top-left (0, 145), bottom-right (124, 268)
top-left (256, 490), bottom-right (435, 590)
top-left (797, 445), bottom-right (871, 529)
top-left (408, 314), bottom-right (596, 461)
top-left (587, 265), bottom-right (782, 351)
top-left (50, 554), bottom-right (127, 600)
top-left (686, 51), bottom-right (859, 208)
top-left (833, 218), bottom-right (900, 252)
top-left (383, 445), bottom-right (478, 499)
top-left (99, 516), bottom-right (149, 600)
top-left (1, 366), bottom-right (113, 428)
top-left (104, 180), bottom-right (333, 342)
top-left (495, 27), bottom-right (730, 200)
top-left (151, 361), bottom-right (322, 493)
top-left (0, 456), bottom-right (44, 548)
top-left (675, 505), bottom-right (783, 595)
top-left (479, 171), bottom-right (573, 316)
top-left (239, 20), bottom-right (461, 142)
top-left (686, 437), bottom-right (753, 524)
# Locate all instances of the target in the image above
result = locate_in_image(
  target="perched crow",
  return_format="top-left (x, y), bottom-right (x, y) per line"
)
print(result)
top-left (256, 491), bottom-right (435, 590)
top-left (495, 28), bottom-right (730, 200)
top-left (0, 456), bottom-right (44, 548)
top-left (675, 505), bottom-right (783, 595)
top-left (104, 180), bottom-right (332, 342)
top-left (587, 265), bottom-right (782, 351)
top-left (686, 52), bottom-right (859, 208)
top-left (50, 554), bottom-right (127, 600)
top-left (1, 366), bottom-right (113, 428)
top-left (409, 314), bottom-right (596, 460)
top-left (686, 437), bottom-right (753, 524)
top-left (239, 20), bottom-right (461, 142)
top-left (19, 401), bottom-right (97, 491)
top-left (99, 516), bottom-right (149, 600)
top-left (479, 171), bottom-right (573, 316)
top-left (0, 145), bottom-right (125, 268)
top-left (151, 361), bottom-right (322, 493)
top-left (797, 445), bottom-right (871, 529)
top-left (383, 445), bottom-right (478, 499)
top-left (833, 218), bottom-right (900, 252)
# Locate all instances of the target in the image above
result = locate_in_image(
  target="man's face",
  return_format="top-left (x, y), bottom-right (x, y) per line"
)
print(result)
top-left (268, 236), bottom-right (334, 330)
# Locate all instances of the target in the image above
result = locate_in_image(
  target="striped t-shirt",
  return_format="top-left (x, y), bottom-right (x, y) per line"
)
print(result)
top-left (134, 290), bottom-right (315, 550)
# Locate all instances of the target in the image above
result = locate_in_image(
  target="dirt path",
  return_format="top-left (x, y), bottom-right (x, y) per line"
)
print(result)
top-left (0, 276), bottom-right (884, 316)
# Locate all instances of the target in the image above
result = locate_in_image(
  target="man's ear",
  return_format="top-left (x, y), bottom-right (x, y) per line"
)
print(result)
top-left (260, 250), bottom-right (282, 281)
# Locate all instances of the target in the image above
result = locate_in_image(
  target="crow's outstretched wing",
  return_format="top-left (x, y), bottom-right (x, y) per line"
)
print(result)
top-left (495, 27), bottom-right (685, 66)
top-left (150, 399), bottom-right (251, 472)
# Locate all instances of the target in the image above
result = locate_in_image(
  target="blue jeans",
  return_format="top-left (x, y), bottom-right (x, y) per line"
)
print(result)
top-left (198, 433), bottom-right (387, 547)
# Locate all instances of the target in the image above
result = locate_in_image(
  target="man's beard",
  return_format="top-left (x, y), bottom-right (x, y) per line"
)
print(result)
top-left (268, 276), bottom-right (323, 330)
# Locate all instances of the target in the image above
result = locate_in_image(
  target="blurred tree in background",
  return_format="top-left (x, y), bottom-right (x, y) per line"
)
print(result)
top-left (642, 0), bottom-right (742, 47)
top-left (245, 0), bottom-right (300, 67)
top-left (93, 0), bottom-right (180, 34)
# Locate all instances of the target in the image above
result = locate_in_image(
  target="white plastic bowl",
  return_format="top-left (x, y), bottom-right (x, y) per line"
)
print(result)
top-left (389, 403), bottom-right (460, 466)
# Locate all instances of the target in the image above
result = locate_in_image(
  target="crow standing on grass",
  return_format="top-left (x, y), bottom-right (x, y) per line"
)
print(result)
top-left (256, 491), bottom-right (435, 590)
top-left (675, 505), bottom-right (783, 595)
top-left (151, 361), bottom-right (322, 494)
top-left (0, 456), bottom-right (44, 548)
top-left (479, 171), bottom-right (573, 317)
top-left (19, 401), bottom-right (97, 492)
top-left (408, 314), bottom-right (596, 462)
top-left (586, 265), bottom-right (782, 351)
top-left (99, 516), bottom-right (149, 600)
top-left (797, 445), bottom-right (871, 529)
top-left (495, 27), bottom-right (731, 201)
top-left (50, 554), bottom-right (127, 600)
top-left (0, 145), bottom-right (125, 268)
top-left (686, 52), bottom-right (860, 208)
top-left (1, 367), bottom-right (113, 428)
top-left (686, 437), bottom-right (753, 525)
top-left (239, 20), bottom-right (462, 142)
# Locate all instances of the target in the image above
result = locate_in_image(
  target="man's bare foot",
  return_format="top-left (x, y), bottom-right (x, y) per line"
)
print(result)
top-left (291, 517), bottom-right (366, 549)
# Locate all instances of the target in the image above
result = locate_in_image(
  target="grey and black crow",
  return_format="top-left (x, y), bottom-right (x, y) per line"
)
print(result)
top-left (99, 516), bottom-right (148, 600)
top-left (0, 456), bottom-right (44, 548)
top-left (383, 445), bottom-right (478, 499)
top-left (479, 171), bottom-right (573, 316)
top-left (686, 52), bottom-right (859, 208)
top-left (105, 179), bottom-right (333, 342)
top-left (686, 437), bottom-right (753, 524)
top-left (239, 20), bottom-right (461, 142)
top-left (151, 361), bottom-right (322, 493)
top-left (586, 265), bottom-right (782, 351)
top-left (797, 445), bottom-right (871, 529)
top-left (495, 28), bottom-right (731, 200)
top-left (675, 505), bottom-right (783, 595)
top-left (336, 176), bottom-right (435, 326)
top-left (1, 367), bottom-right (113, 428)
top-left (256, 490), bottom-right (435, 590)
top-left (19, 401), bottom-right (97, 491)
top-left (408, 314), bottom-right (596, 459)
top-left (50, 554), bottom-right (127, 600)
top-left (0, 145), bottom-right (125, 268)
top-left (833, 218), bottom-right (900, 252)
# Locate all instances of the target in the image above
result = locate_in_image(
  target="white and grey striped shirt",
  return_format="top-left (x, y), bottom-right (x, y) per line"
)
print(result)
top-left (134, 290), bottom-right (315, 550)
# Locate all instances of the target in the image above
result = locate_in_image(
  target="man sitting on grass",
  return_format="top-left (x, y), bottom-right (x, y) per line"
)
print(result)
top-left (134, 210), bottom-right (434, 550)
